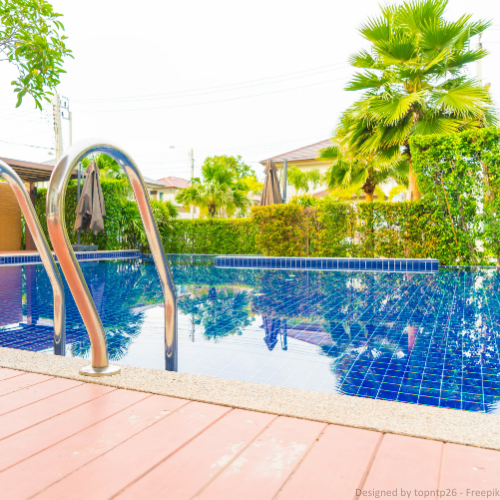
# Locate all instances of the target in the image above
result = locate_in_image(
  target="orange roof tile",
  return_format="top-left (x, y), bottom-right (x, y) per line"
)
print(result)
top-left (156, 176), bottom-right (190, 188)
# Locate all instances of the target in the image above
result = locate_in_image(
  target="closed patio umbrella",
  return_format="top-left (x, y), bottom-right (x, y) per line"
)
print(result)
top-left (260, 160), bottom-right (283, 206)
top-left (74, 160), bottom-right (106, 234)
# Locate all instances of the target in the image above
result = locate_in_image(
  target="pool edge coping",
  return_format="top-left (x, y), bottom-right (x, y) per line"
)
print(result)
top-left (1, 347), bottom-right (499, 451)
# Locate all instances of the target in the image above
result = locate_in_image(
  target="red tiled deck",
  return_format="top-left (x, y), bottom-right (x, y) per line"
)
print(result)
top-left (0, 367), bottom-right (499, 500)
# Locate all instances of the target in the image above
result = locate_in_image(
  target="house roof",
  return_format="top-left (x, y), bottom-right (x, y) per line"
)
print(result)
top-left (156, 176), bottom-right (190, 189)
top-left (0, 156), bottom-right (76, 183)
top-left (260, 139), bottom-right (331, 165)
top-left (143, 176), bottom-right (169, 189)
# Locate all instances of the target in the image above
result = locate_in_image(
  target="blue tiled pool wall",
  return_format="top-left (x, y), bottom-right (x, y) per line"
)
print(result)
top-left (0, 259), bottom-right (162, 355)
top-left (248, 267), bottom-right (500, 412)
top-left (215, 256), bottom-right (439, 273)
top-left (0, 250), bottom-right (141, 266)
top-left (141, 254), bottom-right (217, 265)
top-left (2, 258), bottom-right (500, 414)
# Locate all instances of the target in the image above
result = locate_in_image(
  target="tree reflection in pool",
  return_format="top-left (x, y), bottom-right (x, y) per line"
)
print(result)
top-left (1, 256), bottom-right (500, 414)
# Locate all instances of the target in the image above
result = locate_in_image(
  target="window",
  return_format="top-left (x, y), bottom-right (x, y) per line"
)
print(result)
top-left (159, 192), bottom-right (164, 201)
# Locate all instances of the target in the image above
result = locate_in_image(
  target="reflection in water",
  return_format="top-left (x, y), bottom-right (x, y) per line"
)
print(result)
top-left (177, 286), bottom-right (253, 342)
top-left (1, 259), bottom-right (500, 413)
top-left (0, 260), bottom-right (162, 359)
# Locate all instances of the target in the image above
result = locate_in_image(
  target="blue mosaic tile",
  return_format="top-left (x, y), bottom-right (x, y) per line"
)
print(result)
top-left (3, 255), bottom-right (498, 415)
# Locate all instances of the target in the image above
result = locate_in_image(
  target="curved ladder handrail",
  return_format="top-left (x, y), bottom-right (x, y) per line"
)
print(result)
top-left (46, 138), bottom-right (177, 376)
top-left (0, 160), bottom-right (66, 355)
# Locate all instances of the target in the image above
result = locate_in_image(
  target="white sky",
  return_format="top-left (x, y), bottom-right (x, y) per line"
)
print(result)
top-left (1, 0), bottom-right (500, 181)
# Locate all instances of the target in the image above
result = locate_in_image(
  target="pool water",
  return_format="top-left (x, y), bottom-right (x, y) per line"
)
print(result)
top-left (1, 256), bottom-right (500, 414)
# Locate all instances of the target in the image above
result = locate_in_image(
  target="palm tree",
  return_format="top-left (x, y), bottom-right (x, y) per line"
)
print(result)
top-left (175, 184), bottom-right (203, 216)
top-left (340, 0), bottom-right (496, 200)
top-left (82, 154), bottom-right (124, 180)
top-left (176, 159), bottom-right (251, 217)
top-left (287, 167), bottom-right (321, 196)
top-left (319, 140), bottom-right (408, 202)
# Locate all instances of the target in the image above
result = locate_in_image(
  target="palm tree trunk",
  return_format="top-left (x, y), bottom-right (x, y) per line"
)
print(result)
top-left (408, 151), bottom-right (421, 201)
top-left (366, 192), bottom-right (374, 202)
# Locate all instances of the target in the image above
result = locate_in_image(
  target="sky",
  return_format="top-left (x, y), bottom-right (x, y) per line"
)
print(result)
top-left (1, 0), bottom-right (500, 181)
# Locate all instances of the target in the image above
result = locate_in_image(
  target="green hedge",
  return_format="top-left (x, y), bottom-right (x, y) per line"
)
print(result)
top-left (32, 183), bottom-right (257, 255)
top-left (34, 179), bottom-right (176, 253)
top-left (28, 128), bottom-right (500, 265)
top-left (35, 179), bottom-right (132, 250)
top-left (411, 127), bottom-right (500, 265)
top-left (249, 200), bottom-right (447, 261)
top-left (166, 219), bottom-right (257, 255)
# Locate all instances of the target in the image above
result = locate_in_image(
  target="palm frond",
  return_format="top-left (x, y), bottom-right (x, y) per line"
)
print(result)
top-left (456, 20), bottom-right (492, 47)
top-left (318, 144), bottom-right (341, 160)
top-left (345, 71), bottom-right (384, 91)
top-left (414, 116), bottom-right (461, 135)
top-left (367, 92), bottom-right (423, 125)
top-left (483, 105), bottom-right (499, 127)
top-left (388, 185), bottom-right (408, 201)
top-left (420, 16), bottom-right (472, 53)
top-left (397, 0), bottom-right (448, 32)
top-left (375, 35), bottom-right (418, 65)
top-left (374, 185), bottom-right (386, 202)
top-left (380, 118), bottom-right (413, 147)
top-left (430, 80), bottom-right (491, 117)
top-left (359, 15), bottom-right (392, 44)
top-left (348, 49), bottom-right (379, 69)
top-left (443, 48), bottom-right (488, 70)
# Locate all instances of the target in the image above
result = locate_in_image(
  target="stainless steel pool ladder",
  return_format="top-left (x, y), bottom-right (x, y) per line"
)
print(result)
top-left (46, 138), bottom-right (178, 376)
top-left (0, 160), bottom-right (66, 355)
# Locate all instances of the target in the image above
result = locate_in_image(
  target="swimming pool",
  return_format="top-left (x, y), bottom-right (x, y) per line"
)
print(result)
top-left (1, 254), bottom-right (499, 415)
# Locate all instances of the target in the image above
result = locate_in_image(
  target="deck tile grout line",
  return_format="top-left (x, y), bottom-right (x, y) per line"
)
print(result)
top-left (29, 398), bottom-right (199, 500)
top-left (0, 391), bottom-right (155, 476)
top-left (0, 380), bottom-right (86, 420)
top-left (271, 423), bottom-right (329, 500)
top-left (0, 386), bottom-right (118, 443)
top-left (189, 413), bottom-right (281, 500)
top-left (102, 404), bottom-right (234, 500)
top-left (0, 369), bottom-right (26, 382)
top-left (0, 375), bottom-right (56, 399)
top-left (354, 431), bottom-right (386, 499)
top-left (437, 441), bottom-right (447, 493)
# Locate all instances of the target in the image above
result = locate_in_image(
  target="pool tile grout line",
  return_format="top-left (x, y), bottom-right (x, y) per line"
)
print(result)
top-left (1, 347), bottom-right (500, 452)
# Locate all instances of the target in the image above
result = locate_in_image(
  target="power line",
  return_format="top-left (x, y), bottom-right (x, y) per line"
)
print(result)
top-left (73, 74), bottom-right (350, 114)
top-left (74, 52), bottom-right (349, 98)
top-left (0, 139), bottom-right (53, 150)
top-left (73, 62), bottom-right (349, 104)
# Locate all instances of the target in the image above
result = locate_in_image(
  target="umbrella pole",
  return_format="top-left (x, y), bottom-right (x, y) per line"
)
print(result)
top-left (77, 162), bottom-right (81, 245)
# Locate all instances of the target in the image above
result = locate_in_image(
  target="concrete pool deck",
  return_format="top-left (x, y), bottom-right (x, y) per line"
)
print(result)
top-left (0, 357), bottom-right (499, 499)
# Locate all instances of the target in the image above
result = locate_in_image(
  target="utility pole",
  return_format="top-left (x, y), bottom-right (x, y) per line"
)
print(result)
top-left (189, 149), bottom-right (195, 219)
top-left (52, 93), bottom-right (63, 163)
top-left (476, 33), bottom-right (483, 85)
top-left (282, 159), bottom-right (288, 203)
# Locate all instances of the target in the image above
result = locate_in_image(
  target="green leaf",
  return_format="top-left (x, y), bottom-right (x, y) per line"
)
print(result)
top-left (345, 71), bottom-right (384, 91)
